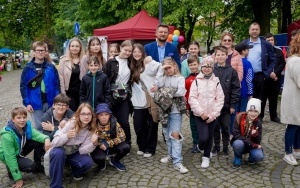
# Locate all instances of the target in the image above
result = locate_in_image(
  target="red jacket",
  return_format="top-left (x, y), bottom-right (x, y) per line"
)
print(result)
top-left (185, 73), bottom-right (198, 110)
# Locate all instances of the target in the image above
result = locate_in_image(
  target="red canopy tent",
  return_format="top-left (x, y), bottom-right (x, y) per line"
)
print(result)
top-left (93, 10), bottom-right (175, 42)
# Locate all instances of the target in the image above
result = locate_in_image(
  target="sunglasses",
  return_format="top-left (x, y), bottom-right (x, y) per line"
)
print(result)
top-left (223, 39), bottom-right (232, 42)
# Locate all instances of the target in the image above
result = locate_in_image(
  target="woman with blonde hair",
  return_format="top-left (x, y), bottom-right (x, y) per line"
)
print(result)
top-left (58, 38), bottom-right (85, 111)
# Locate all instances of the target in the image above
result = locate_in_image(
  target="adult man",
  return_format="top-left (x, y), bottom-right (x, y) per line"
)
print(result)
top-left (241, 22), bottom-right (276, 100)
top-left (20, 41), bottom-right (60, 132)
top-left (261, 33), bottom-right (286, 123)
top-left (144, 24), bottom-right (181, 69)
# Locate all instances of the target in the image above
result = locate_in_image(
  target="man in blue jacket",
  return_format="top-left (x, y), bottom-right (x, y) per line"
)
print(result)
top-left (241, 22), bottom-right (276, 101)
top-left (20, 41), bottom-right (60, 132)
top-left (144, 24), bottom-right (181, 69)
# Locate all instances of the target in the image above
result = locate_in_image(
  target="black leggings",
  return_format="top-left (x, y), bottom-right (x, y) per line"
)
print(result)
top-left (195, 116), bottom-right (216, 158)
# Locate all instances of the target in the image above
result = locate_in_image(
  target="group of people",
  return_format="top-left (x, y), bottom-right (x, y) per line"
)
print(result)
top-left (0, 21), bottom-right (299, 188)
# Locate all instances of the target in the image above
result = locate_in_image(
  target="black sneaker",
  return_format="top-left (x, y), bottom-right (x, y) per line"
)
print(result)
top-left (222, 149), bottom-right (229, 158)
top-left (191, 144), bottom-right (200, 153)
top-left (109, 157), bottom-right (126, 171)
top-left (211, 148), bottom-right (220, 157)
top-left (98, 161), bottom-right (106, 171)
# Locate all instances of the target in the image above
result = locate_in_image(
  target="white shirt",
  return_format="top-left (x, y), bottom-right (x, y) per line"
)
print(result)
top-left (115, 56), bottom-right (130, 84)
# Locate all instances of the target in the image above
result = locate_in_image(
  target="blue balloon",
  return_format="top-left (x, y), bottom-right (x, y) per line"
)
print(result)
top-left (172, 35), bottom-right (178, 41)
top-left (172, 41), bottom-right (178, 46)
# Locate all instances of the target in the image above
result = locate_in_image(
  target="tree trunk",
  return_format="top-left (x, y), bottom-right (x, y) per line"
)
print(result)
top-left (251, 0), bottom-right (271, 35)
top-left (281, 0), bottom-right (292, 33)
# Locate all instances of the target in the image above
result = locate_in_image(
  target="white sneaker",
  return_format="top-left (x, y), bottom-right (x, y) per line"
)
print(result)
top-left (283, 154), bottom-right (298, 165)
top-left (174, 163), bottom-right (189, 174)
top-left (201, 157), bottom-right (210, 168)
top-left (143, 152), bottom-right (152, 158)
top-left (137, 151), bottom-right (144, 156)
top-left (293, 151), bottom-right (300, 159)
top-left (160, 156), bottom-right (172, 164)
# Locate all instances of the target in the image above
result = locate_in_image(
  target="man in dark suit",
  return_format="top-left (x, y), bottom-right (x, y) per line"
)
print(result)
top-left (261, 33), bottom-right (286, 123)
top-left (144, 24), bottom-right (181, 69)
top-left (241, 22), bottom-right (276, 101)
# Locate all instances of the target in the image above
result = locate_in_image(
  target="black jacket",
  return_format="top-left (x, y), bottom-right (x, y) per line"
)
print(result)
top-left (273, 47), bottom-right (286, 78)
top-left (80, 71), bottom-right (111, 109)
top-left (103, 58), bottom-right (131, 84)
top-left (213, 64), bottom-right (240, 114)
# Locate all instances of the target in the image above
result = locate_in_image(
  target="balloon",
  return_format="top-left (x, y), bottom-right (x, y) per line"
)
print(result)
top-left (178, 35), bottom-right (185, 43)
top-left (172, 35), bottom-right (179, 41)
top-left (172, 41), bottom-right (178, 46)
top-left (173, 30), bottom-right (180, 36)
top-left (167, 34), bottom-right (173, 41)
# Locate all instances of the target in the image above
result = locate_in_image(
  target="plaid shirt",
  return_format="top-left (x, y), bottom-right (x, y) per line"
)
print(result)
top-left (96, 122), bottom-right (126, 148)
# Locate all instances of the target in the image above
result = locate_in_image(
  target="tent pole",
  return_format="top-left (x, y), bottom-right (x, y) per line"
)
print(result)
top-left (159, 0), bottom-right (162, 24)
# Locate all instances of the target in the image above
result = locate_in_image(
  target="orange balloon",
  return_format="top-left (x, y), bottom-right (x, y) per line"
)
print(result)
top-left (168, 34), bottom-right (173, 41)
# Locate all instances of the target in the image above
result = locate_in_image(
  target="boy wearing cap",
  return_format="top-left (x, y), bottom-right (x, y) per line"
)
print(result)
top-left (235, 43), bottom-right (254, 112)
top-left (231, 98), bottom-right (264, 168)
top-left (91, 103), bottom-right (130, 172)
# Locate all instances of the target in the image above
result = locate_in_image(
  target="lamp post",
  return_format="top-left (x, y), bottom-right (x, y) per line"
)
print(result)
top-left (159, 0), bottom-right (162, 24)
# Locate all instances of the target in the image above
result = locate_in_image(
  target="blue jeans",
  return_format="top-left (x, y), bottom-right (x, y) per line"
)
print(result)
top-left (31, 103), bottom-right (48, 132)
top-left (162, 113), bottom-right (183, 164)
top-left (232, 140), bottom-right (264, 162)
top-left (49, 147), bottom-right (93, 188)
top-left (285, 124), bottom-right (300, 154)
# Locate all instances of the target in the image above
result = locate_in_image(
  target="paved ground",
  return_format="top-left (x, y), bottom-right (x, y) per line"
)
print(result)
top-left (0, 69), bottom-right (298, 188)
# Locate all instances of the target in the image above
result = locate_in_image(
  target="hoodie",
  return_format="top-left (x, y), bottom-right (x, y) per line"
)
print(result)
top-left (0, 120), bottom-right (48, 181)
top-left (80, 70), bottom-right (111, 110)
top-left (41, 107), bottom-right (74, 140)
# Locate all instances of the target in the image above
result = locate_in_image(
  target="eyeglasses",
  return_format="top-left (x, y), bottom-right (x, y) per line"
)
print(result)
top-left (34, 50), bottom-right (46, 53)
top-left (223, 39), bottom-right (232, 42)
top-left (55, 103), bottom-right (68, 108)
top-left (80, 113), bottom-right (92, 117)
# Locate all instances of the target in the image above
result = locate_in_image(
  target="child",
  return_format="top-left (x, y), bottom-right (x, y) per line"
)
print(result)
top-left (231, 98), bottom-right (264, 168)
top-left (91, 103), bottom-right (130, 171)
top-left (103, 40), bottom-right (133, 147)
top-left (108, 43), bottom-right (120, 59)
top-left (154, 57), bottom-right (188, 174)
top-left (180, 41), bottom-right (203, 78)
top-left (80, 56), bottom-right (111, 110)
top-left (130, 43), bottom-right (160, 158)
top-left (184, 54), bottom-right (201, 153)
top-left (49, 103), bottom-right (97, 187)
top-left (80, 36), bottom-right (106, 79)
top-left (212, 46), bottom-right (240, 157)
top-left (20, 41), bottom-right (60, 132)
top-left (41, 94), bottom-right (74, 140)
top-left (189, 56), bottom-right (224, 168)
top-left (0, 107), bottom-right (51, 188)
top-left (235, 43), bottom-right (254, 112)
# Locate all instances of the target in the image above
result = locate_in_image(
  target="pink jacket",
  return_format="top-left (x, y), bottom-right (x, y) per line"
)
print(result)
top-left (188, 72), bottom-right (224, 120)
top-left (231, 50), bottom-right (243, 82)
top-left (51, 119), bottom-right (96, 155)
top-left (58, 57), bottom-right (72, 94)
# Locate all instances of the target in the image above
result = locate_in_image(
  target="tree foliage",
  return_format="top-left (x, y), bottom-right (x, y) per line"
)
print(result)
top-left (0, 0), bottom-right (298, 53)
